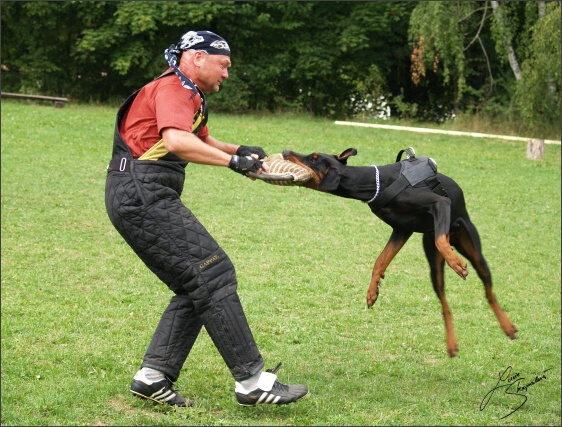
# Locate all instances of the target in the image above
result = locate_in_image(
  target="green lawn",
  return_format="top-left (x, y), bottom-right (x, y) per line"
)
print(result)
top-left (1, 100), bottom-right (560, 426)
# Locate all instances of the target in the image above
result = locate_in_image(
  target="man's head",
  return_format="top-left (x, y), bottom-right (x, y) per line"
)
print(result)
top-left (165, 30), bottom-right (231, 93)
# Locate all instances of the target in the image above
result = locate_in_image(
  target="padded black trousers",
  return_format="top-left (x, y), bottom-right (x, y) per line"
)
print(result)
top-left (105, 162), bottom-right (264, 382)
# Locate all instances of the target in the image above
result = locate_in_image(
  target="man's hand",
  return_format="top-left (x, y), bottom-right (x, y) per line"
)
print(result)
top-left (229, 155), bottom-right (264, 177)
top-left (236, 145), bottom-right (268, 159)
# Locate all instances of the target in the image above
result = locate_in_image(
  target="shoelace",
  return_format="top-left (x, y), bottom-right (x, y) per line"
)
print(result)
top-left (265, 363), bottom-right (291, 393)
top-left (270, 380), bottom-right (290, 393)
top-left (266, 362), bottom-right (283, 374)
top-left (164, 376), bottom-right (181, 395)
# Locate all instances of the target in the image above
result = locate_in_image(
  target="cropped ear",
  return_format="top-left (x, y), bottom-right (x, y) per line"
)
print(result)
top-left (337, 148), bottom-right (357, 165)
top-left (318, 168), bottom-right (341, 192)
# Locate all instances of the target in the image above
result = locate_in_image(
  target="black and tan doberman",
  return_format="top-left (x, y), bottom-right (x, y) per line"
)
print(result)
top-left (282, 147), bottom-right (517, 357)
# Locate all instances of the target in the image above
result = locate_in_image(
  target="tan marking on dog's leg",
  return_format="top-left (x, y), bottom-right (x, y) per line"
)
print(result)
top-left (367, 231), bottom-right (411, 307)
top-left (442, 299), bottom-right (459, 357)
top-left (485, 288), bottom-right (518, 339)
top-left (435, 234), bottom-right (468, 279)
top-left (432, 261), bottom-right (459, 357)
top-left (368, 262), bottom-right (385, 308)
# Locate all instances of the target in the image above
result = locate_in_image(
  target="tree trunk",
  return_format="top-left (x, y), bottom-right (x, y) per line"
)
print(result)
top-left (491, 1), bottom-right (523, 81)
top-left (538, 1), bottom-right (557, 97)
top-left (538, 1), bottom-right (546, 17)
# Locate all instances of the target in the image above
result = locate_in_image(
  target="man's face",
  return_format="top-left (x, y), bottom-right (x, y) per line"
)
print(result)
top-left (196, 53), bottom-right (231, 92)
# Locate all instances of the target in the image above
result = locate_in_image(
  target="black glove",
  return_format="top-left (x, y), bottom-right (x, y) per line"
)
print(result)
top-left (229, 155), bottom-right (263, 176)
top-left (236, 145), bottom-right (268, 159)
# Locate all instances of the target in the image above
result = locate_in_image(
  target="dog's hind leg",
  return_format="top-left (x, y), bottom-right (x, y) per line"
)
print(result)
top-left (423, 232), bottom-right (459, 357)
top-left (367, 229), bottom-right (412, 308)
top-left (427, 196), bottom-right (468, 280)
top-left (450, 218), bottom-right (518, 340)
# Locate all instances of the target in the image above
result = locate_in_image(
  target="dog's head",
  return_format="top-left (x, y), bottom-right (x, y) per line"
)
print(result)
top-left (282, 148), bottom-right (357, 192)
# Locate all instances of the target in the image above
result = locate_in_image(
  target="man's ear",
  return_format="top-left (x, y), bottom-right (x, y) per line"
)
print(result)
top-left (318, 168), bottom-right (341, 192)
top-left (337, 148), bottom-right (357, 165)
top-left (191, 50), bottom-right (206, 67)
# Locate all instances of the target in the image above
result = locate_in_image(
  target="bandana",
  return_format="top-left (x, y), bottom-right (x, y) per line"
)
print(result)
top-left (177, 30), bottom-right (230, 56)
top-left (164, 30), bottom-right (230, 93)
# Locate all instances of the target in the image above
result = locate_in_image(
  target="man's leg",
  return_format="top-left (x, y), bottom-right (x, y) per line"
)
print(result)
top-left (130, 294), bottom-right (201, 407)
top-left (108, 179), bottom-right (305, 406)
top-left (140, 294), bottom-right (203, 382)
top-left (198, 288), bottom-right (264, 381)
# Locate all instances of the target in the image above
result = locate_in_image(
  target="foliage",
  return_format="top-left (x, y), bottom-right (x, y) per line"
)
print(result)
top-left (1, 101), bottom-right (561, 426)
top-left (214, 1), bottom-right (415, 117)
top-left (406, 0), bottom-right (560, 134)
top-left (0, 0), bottom-right (559, 137)
top-left (0, 1), bottom-right (413, 116)
top-left (514, 2), bottom-right (561, 138)
top-left (408, 2), bottom-right (468, 107)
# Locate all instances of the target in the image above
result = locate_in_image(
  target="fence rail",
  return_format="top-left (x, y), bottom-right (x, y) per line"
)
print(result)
top-left (334, 120), bottom-right (560, 145)
top-left (1, 92), bottom-right (69, 108)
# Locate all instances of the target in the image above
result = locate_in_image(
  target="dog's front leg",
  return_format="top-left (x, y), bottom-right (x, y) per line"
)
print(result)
top-left (367, 229), bottom-right (412, 308)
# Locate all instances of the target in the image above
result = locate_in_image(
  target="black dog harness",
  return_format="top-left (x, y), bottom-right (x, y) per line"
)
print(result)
top-left (367, 147), bottom-right (447, 211)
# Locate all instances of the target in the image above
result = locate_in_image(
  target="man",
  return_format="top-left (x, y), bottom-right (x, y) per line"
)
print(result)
top-left (105, 30), bottom-right (308, 407)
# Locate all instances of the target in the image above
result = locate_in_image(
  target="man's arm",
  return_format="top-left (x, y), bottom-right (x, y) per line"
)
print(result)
top-left (204, 134), bottom-right (240, 155)
top-left (204, 135), bottom-right (268, 162)
top-left (162, 127), bottom-right (270, 173)
top-left (162, 127), bottom-right (233, 166)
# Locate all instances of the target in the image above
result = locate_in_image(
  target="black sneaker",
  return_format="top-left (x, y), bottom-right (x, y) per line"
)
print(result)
top-left (130, 370), bottom-right (193, 407)
top-left (235, 364), bottom-right (308, 406)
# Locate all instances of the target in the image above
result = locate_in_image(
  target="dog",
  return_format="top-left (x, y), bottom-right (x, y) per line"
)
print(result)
top-left (282, 147), bottom-right (517, 357)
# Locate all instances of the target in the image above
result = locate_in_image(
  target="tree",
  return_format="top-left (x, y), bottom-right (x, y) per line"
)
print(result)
top-left (490, 0), bottom-right (523, 81)
top-left (514, 1), bottom-right (560, 137)
top-left (1, 0), bottom-right (558, 138)
top-left (1, 1), bottom-right (416, 115)
top-left (212, 1), bottom-right (415, 116)
top-left (0, 2), bottom-right (233, 101)
top-left (406, 0), bottom-right (559, 125)
top-left (0, 2), bottom-right (111, 97)
top-left (407, 2), bottom-right (482, 115)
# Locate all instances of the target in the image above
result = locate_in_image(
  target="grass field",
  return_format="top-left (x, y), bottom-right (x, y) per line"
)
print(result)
top-left (1, 100), bottom-right (560, 426)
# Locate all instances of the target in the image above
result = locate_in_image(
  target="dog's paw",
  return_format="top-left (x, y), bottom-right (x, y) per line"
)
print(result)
top-left (445, 254), bottom-right (468, 279)
top-left (366, 286), bottom-right (380, 308)
top-left (504, 324), bottom-right (518, 340)
top-left (447, 343), bottom-right (460, 358)
top-left (458, 262), bottom-right (468, 279)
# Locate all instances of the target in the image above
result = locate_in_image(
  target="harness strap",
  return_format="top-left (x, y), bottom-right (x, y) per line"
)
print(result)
top-left (368, 175), bottom-right (409, 211)
top-left (395, 147), bottom-right (416, 162)
top-left (424, 175), bottom-right (447, 196)
top-left (367, 148), bottom-right (447, 211)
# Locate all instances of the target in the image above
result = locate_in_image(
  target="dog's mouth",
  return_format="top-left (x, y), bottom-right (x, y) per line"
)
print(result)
top-left (280, 150), bottom-right (320, 188)
top-left (247, 152), bottom-right (313, 186)
top-left (282, 149), bottom-right (305, 167)
top-left (281, 149), bottom-right (292, 161)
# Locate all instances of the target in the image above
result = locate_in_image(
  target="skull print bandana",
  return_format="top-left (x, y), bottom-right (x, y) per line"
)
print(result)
top-left (164, 30), bottom-right (230, 93)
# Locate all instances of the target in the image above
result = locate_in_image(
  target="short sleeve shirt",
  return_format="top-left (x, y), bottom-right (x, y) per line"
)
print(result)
top-left (119, 70), bottom-right (209, 158)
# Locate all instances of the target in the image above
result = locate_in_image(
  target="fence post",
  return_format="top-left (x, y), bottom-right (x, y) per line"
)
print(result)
top-left (526, 139), bottom-right (544, 160)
